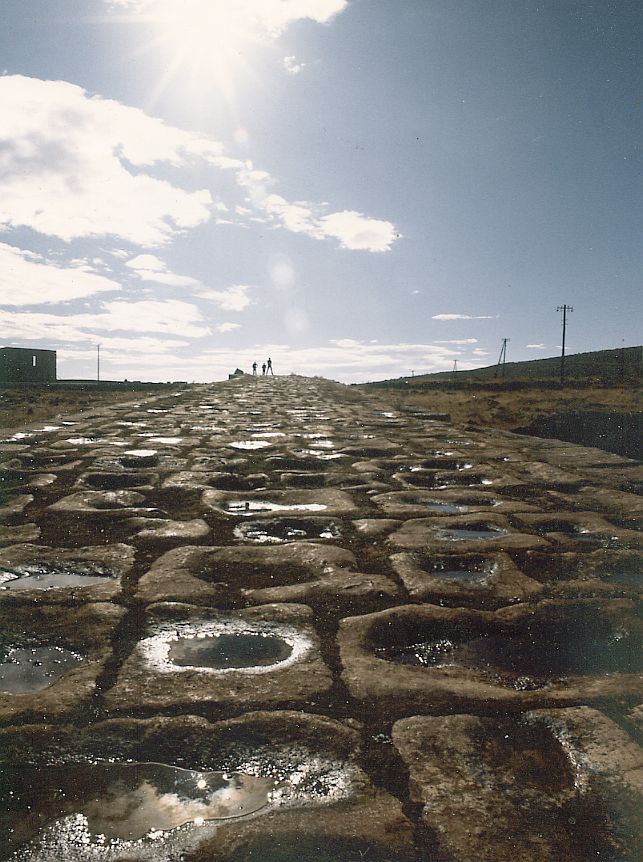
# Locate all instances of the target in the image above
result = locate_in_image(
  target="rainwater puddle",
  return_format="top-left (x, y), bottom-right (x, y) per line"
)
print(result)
top-left (438, 528), bottom-right (508, 541)
top-left (430, 568), bottom-right (494, 585)
top-left (144, 437), bottom-right (184, 445)
top-left (229, 440), bottom-right (273, 450)
top-left (293, 449), bottom-right (345, 460)
top-left (142, 619), bottom-right (311, 675)
top-left (169, 633), bottom-right (293, 669)
top-left (420, 500), bottom-right (468, 514)
top-left (234, 519), bottom-right (341, 544)
top-left (221, 501), bottom-right (327, 516)
top-left (0, 646), bottom-right (84, 693)
top-left (0, 561), bottom-right (116, 592)
top-left (377, 624), bottom-right (641, 684)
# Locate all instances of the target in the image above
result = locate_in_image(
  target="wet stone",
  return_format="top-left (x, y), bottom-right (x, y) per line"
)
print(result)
top-left (388, 513), bottom-right (551, 553)
top-left (105, 603), bottom-right (333, 714)
top-left (392, 708), bottom-right (643, 862)
top-left (233, 518), bottom-right (343, 544)
top-left (390, 551), bottom-right (543, 607)
top-left (203, 488), bottom-right (357, 517)
top-left (338, 600), bottom-right (642, 716)
top-left (0, 602), bottom-right (125, 724)
top-left (135, 543), bottom-right (396, 615)
top-left (0, 711), bottom-right (393, 862)
top-left (0, 543), bottom-right (134, 604)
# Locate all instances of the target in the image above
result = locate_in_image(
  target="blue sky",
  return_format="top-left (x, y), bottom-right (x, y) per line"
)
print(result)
top-left (0, 0), bottom-right (640, 382)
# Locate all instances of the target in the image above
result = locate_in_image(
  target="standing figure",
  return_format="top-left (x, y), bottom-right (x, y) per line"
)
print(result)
top-left (266, 357), bottom-right (274, 375)
top-left (262, 363), bottom-right (266, 375)
top-left (252, 361), bottom-right (257, 375)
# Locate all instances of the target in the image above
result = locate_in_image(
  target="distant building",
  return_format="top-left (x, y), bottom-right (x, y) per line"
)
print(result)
top-left (0, 347), bottom-right (57, 383)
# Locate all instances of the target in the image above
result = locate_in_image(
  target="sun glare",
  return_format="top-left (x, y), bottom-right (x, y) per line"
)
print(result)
top-left (126, 0), bottom-right (264, 104)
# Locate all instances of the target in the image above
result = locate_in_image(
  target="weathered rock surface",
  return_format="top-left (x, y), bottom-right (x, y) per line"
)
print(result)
top-left (0, 375), bottom-right (640, 860)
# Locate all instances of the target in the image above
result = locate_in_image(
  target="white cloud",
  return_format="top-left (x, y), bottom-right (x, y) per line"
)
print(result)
top-left (217, 322), bottom-right (241, 333)
top-left (125, 254), bottom-right (201, 287)
top-left (472, 348), bottom-right (489, 357)
top-left (432, 313), bottom-right (497, 320)
top-left (108, 0), bottom-right (349, 39)
top-left (0, 242), bottom-right (120, 305)
top-left (0, 300), bottom-right (209, 343)
top-left (0, 73), bottom-right (398, 255)
top-left (250, 190), bottom-right (399, 253)
top-left (526, 343), bottom-right (546, 349)
top-left (283, 56), bottom-right (306, 75)
top-left (319, 210), bottom-right (398, 252)
top-left (196, 285), bottom-right (253, 311)
top-left (435, 338), bottom-right (478, 345)
top-left (0, 76), bottom-right (216, 245)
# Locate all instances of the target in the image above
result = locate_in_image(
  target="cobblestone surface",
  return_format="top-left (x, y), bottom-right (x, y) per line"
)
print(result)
top-left (0, 375), bottom-right (641, 861)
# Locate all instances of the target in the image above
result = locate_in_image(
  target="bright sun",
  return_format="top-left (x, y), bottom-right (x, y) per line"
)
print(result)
top-left (125, 0), bottom-right (264, 103)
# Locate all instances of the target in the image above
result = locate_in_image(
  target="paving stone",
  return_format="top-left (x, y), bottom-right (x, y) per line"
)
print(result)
top-left (105, 602), bottom-right (333, 715)
top-left (0, 711), bottom-right (415, 861)
top-left (338, 599), bottom-right (642, 717)
top-left (0, 542), bottom-right (134, 604)
top-left (0, 601), bottom-right (125, 725)
top-left (203, 487), bottom-right (358, 517)
top-left (372, 487), bottom-right (542, 517)
top-left (0, 523), bottom-right (41, 546)
top-left (1, 375), bottom-right (639, 858)
top-left (126, 516), bottom-right (210, 548)
top-left (392, 707), bottom-right (642, 862)
top-left (136, 542), bottom-right (397, 614)
top-left (388, 512), bottom-right (551, 553)
top-left (390, 550), bottom-right (543, 607)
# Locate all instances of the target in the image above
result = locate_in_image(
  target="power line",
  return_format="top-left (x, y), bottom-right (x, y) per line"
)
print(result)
top-left (556, 305), bottom-right (573, 384)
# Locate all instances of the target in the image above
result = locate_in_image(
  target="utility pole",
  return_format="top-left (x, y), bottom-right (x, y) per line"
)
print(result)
top-left (97, 344), bottom-right (100, 382)
top-left (494, 338), bottom-right (510, 378)
top-left (452, 359), bottom-right (458, 379)
top-left (556, 305), bottom-right (573, 384)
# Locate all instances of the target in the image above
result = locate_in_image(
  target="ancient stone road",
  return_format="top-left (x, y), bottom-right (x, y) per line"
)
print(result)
top-left (0, 375), bottom-right (641, 861)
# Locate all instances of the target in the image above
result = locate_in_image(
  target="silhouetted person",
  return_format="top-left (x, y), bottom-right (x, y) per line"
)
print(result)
top-left (262, 363), bottom-right (266, 375)
top-left (252, 361), bottom-right (257, 375)
top-left (267, 357), bottom-right (273, 375)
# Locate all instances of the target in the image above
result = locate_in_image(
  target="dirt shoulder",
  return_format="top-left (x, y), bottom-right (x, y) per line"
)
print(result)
top-left (356, 383), bottom-right (641, 458)
top-left (0, 384), bottom-right (183, 433)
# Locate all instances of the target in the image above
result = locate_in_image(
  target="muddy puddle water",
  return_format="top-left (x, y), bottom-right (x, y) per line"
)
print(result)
top-left (378, 622), bottom-right (641, 686)
top-left (0, 646), bottom-right (84, 693)
top-left (141, 619), bottom-right (312, 675)
top-left (169, 633), bottom-right (293, 669)
top-left (234, 519), bottom-right (341, 543)
top-left (438, 527), bottom-right (508, 541)
top-left (2, 762), bottom-right (278, 859)
top-left (0, 562), bottom-right (116, 592)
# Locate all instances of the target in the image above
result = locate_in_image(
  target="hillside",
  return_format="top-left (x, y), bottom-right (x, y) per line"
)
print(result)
top-left (365, 346), bottom-right (642, 387)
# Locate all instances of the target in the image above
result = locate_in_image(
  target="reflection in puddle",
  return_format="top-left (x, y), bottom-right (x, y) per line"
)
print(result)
top-left (377, 624), bottom-right (641, 685)
top-left (430, 569), bottom-right (493, 585)
top-left (420, 500), bottom-right (467, 514)
top-left (0, 646), bottom-right (84, 693)
top-left (229, 440), bottom-right (273, 450)
top-left (141, 618), bottom-right (312, 675)
top-left (169, 633), bottom-right (293, 669)
top-left (234, 519), bottom-right (341, 544)
top-left (438, 528), bottom-right (508, 541)
top-left (221, 500), bottom-right (327, 515)
top-left (0, 561), bottom-right (116, 592)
